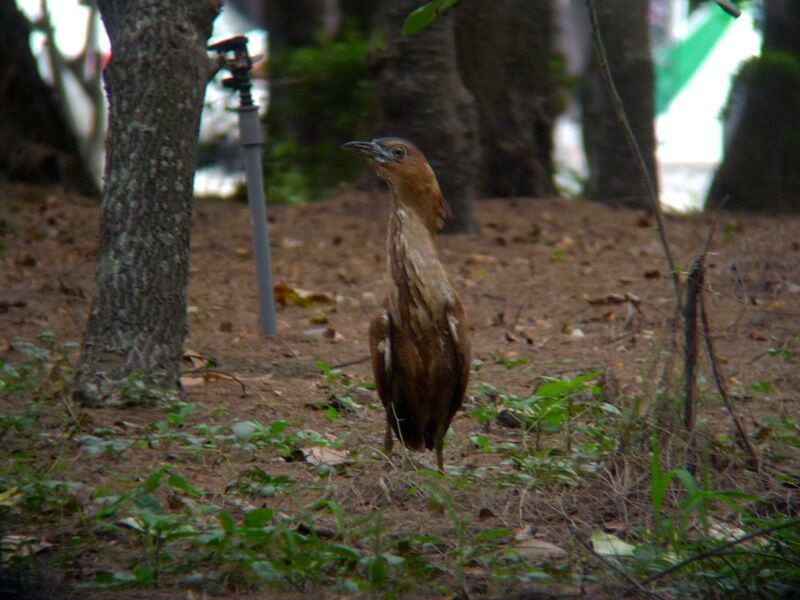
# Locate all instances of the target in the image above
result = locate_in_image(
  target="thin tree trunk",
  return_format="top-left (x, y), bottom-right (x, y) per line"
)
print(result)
top-left (374, 0), bottom-right (479, 233)
top-left (74, 0), bottom-right (220, 406)
top-left (706, 0), bottom-right (800, 211)
top-left (456, 0), bottom-right (557, 198)
top-left (582, 0), bottom-right (658, 208)
top-left (0, 0), bottom-right (94, 193)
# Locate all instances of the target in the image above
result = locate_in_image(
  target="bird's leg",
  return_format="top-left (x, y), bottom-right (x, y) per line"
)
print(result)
top-left (435, 441), bottom-right (444, 473)
top-left (383, 419), bottom-right (394, 454)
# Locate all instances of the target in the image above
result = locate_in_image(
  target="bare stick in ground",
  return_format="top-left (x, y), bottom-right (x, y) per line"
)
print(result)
top-left (699, 293), bottom-right (760, 471)
top-left (683, 259), bottom-right (704, 433)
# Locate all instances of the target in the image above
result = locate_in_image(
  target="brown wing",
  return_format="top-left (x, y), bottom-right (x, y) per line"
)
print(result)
top-left (368, 306), bottom-right (391, 409)
top-left (445, 293), bottom-right (470, 420)
top-left (370, 305), bottom-right (428, 450)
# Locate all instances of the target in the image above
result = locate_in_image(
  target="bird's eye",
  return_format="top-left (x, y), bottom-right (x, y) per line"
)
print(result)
top-left (392, 146), bottom-right (406, 159)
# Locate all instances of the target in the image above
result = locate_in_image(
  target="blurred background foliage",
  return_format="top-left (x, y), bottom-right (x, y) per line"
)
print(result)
top-left (264, 28), bottom-right (382, 205)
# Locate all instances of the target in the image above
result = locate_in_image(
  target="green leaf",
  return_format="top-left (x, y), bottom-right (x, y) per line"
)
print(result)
top-left (382, 552), bottom-right (405, 566)
top-left (218, 509), bottom-right (235, 534)
top-left (91, 571), bottom-right (116, 586)
top-left (132, 567), bottom-right (155, 586)
top-left (332, 543), bottom-right (361, 561)
top-left (132, 492), bottom-right (163, 514)
top-left (403, 2), bottom-right (438, 35)
top-left (270, 420), bottom-right (288, 435)
top-left (166, 474), bottom-right (202, 497)
top-left (368, 556), bottom-right (387, 587)
top-left (243, 507), bottom-right (273, 528)
top-left (673, 468), bottom-right (698, 496)
top-left (142, 466), bottom-right (169, 492)
top-left (600, 402), bottom-right (622, 416)
top-left (472, 528), bottom-right (510, 543)
top-left (252, 560), bottom-right (282, 583)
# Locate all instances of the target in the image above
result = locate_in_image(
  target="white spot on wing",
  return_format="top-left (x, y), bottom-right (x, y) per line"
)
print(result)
top-left (447, 312), bottom-right (460, 345)
top-left (383, 333), bottom-right (391, 374)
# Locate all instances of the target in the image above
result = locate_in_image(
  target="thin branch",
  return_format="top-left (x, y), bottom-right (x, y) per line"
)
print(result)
top-left (683, 258), bottom-right (703, 432)
top-left (643, 519), bottom-right (800, 584)
top-left (570, 527), bottom-right (663, 600)
top-left (701, 195), bottom-right (729, 258)
top-left (331, 355), bottom-right (370, 369)
top-left (584, 0), bottom-right (682, 310)
top-left (180, 368), bottom-right (248, 396)
top-left (700, 294), bottom-right (760, 471)
top-left (714, 550), bottom-right (800, 569)
top-left (713, 0), bottom-right (741, 18)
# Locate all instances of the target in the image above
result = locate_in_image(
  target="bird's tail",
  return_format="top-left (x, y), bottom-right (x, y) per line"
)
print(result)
top-left (388, 403), bottom-right (429, 451)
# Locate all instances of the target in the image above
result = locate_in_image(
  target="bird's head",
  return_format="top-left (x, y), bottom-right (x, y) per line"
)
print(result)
top-left (342, 137), bottom-right (449, 231)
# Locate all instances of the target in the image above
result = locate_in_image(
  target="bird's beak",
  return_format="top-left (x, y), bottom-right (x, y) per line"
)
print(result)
top-left (341, 140), bottom-right (397, 164)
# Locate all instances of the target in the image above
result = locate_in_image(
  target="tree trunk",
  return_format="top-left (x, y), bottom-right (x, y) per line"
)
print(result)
top-left (455, 0), bottom-right (557, 198)
top-left (0, 0), bottom-right (94, 193)
top-left (263, 0), bottom-right (321, 53)
top-left (74, 0), bottom-right (220, 406)
top-left (374, 0), bottom-right (479, 233)
top-left (706, 0), bottom-right (800, 211)
top-left (582, 0), bottom-right (658, 208)
top-left (763, 0), bottom-right (800, 55)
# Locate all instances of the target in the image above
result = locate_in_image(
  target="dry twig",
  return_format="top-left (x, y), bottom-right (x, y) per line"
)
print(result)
top-left (699, 295), bottom-right (760, 471)
top-left (584, 0), bottom-right (681, 310)
top-left (683, 259), bottom-right (703, 432)
top-left (570, 526), bottom-right (664, 600)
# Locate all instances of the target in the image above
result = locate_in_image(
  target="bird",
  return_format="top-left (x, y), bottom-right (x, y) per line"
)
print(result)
top-left (342, 137), bottom-right (470, 472)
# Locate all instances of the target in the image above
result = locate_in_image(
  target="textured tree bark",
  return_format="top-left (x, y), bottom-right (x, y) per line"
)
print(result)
top-left (706, 0), bottom-right (800, 211)
top-left (455, 0), bottom-right (557, 198)
top-left (0, 1), bottom-right (94, 193)
top-left (374, 0), bottom-right (479, 233)
top-left (581, 0), bottom-right (658, 208)
top-left (74, 0), bottom-right (220, 406)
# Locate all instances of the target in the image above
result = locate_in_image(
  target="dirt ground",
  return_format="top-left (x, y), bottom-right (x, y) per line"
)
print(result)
top-left (1, 180), bottom-right (799, 598)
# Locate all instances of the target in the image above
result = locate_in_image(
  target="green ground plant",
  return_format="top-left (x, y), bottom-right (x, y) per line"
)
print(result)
top-left (1, 335), bottom-right (799, 597)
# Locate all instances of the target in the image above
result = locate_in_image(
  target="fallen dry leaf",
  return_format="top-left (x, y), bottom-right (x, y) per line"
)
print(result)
top-left (303, 327), bottom-right (344, 342)
top-left (464, 253), bottom-right (500, 267)
top-left (274, 281), bottom-right (333, 307)
top-left (516, 538), bottom-right (567, 562)
top-left (303, 446), bottom-right (349, 466)
top-left (309, 312), bottom-right (329, 325)
top-left (513, 525), bottom-right (537, 541)
top-left (183, 350), bottom-right (211, 369)
top-left (0, 535), bottom-right (53, 560)
top-left (582, 291), bottom-right (641, 306)
top-left (0, 486), bottom-right (21, 508)
top-left (280, 237), bottom-right (304, 249)
top-left (591, 531), bottom-right (636, 557)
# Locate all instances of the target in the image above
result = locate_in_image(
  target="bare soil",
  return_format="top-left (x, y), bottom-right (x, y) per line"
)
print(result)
top-left (1, 180), bottom-right (799, 598)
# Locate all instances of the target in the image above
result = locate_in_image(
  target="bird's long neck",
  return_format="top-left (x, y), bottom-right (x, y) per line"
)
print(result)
top-left (386, 189), bottom-right (453, 330)
top-left (387, 178), bottom-right (446, 268)
top-left (384, 170), bottom-right (449, 236)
